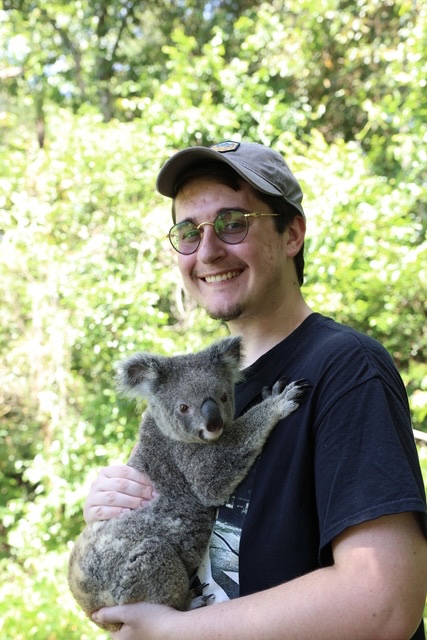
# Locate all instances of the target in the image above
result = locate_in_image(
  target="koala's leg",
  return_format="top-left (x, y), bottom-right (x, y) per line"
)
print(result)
top-left (190, 379), bottom-right (309, 505)
top-left (115, 536), bottom-right (190, 611)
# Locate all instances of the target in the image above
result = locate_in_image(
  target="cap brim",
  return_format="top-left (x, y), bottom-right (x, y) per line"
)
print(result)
top-left (156, 146), bottom-right (282, 198)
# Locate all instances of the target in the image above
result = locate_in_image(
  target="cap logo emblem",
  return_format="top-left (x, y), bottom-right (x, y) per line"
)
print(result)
top-left (210, 141), bottom-right (240, 153)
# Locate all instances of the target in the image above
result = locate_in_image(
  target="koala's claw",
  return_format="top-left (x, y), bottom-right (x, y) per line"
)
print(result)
top-left (291, 379), bottom-right (311, 394)
top-left (263, 377), bottom-right (311, 401)
top-left (275, 379), bottom-right (311, 417)
top-left (189, 580), bottom-right (214, 609)
top-left (262, 376), bottom-right (289, 399)
top-left (283, 379), bottom-right (311, 400)
top-left (189, 593), bottom-right (215, 609)
top-left (190, 581), bottom-right (209, 596)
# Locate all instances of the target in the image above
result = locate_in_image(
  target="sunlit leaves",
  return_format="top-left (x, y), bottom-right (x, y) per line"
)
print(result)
top-left (1, 1), bottom-right (426, 635)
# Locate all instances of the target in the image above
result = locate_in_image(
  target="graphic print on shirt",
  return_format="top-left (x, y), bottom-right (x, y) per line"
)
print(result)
top-left (195, 465), bottom-right (256, 603)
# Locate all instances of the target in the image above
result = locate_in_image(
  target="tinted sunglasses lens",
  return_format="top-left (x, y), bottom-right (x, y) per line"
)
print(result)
top-left (215, 210), bottom-right (248, 244)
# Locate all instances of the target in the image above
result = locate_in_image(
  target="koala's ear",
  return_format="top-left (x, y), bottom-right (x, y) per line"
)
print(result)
top-left (115, 353), bottom-right (161, 398)
top-left (213, 336), bottom-right (243, 379)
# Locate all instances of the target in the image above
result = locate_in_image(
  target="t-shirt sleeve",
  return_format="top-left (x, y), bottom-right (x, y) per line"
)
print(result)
top-left (314, 374), bottom-right (426, 564)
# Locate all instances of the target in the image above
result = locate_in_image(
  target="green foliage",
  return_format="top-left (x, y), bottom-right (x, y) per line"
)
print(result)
top-left (301, 133), bottom-right (426, 375)
top-left (0, 552), bottom-right (109, 639)
top-left (0, 109), bottom-right (226, 553)
top-left (0, 0), bottom-right (426, 635)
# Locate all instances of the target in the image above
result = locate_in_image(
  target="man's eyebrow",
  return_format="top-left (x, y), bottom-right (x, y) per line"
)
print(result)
top-left (174, 215), bottom-right (198, 225)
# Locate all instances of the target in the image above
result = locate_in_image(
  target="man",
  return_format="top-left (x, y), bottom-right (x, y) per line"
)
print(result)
top-left (84, 141), bottom-right (427, 639)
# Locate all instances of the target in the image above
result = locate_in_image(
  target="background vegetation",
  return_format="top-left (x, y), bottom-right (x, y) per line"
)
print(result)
top-left (1, 0), bottom-right (426, 637)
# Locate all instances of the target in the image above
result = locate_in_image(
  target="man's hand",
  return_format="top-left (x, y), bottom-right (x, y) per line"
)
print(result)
top-left (83, 464), bottom-right (157, 523)
top-left (92, 602), bottom-right (178, 640)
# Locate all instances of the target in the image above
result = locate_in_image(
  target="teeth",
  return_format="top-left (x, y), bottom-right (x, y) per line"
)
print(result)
top-left (205, 271), bottom-right (239, 283)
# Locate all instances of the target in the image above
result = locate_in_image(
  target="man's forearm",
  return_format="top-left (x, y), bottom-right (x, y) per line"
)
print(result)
top-left (93, 513), bottom-right (426, 640)
top-left (159, 563), bottom-right (419, 640)
top-left (158, 514), bottom-right (426, 640)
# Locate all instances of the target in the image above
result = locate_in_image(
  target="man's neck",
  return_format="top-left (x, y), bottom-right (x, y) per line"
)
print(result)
top-left (228, 299), bottom-right (313, 368)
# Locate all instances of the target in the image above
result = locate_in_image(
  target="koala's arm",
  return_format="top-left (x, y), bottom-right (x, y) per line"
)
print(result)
top-left (127, 415), bottom-right (193, 498)
top-left (185, 380), bottom-right (306, 506)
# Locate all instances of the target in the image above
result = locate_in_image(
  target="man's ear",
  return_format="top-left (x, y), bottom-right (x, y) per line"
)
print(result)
top-left (285, 215), bottom-right (306, 258)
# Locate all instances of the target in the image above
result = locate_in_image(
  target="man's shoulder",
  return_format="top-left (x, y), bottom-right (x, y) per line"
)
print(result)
top-left (262, 313), bottom-right (400, 392)
top-left (295, 313), bottom-right (393, 365)
top-left (236, 313), bottom-right (403, 414)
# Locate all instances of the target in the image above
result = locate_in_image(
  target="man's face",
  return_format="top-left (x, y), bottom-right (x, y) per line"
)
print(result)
top-left (173, 177), bottom-right (292, 325)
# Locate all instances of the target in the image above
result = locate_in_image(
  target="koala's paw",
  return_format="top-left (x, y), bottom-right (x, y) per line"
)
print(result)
top-left (188, 581), bottom-right (214, 609)
top-left (262, 376), bottom-right (289, 399)
top-left (275, 378), bottom-right (311, 418)
top-left (189, 593), bottom-right (215, 609)
top-left (261, 376), bottom-right (289, 400)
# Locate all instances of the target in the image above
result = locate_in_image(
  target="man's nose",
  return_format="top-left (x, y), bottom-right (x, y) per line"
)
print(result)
top-left (197, 224), bottom-right (227, 262)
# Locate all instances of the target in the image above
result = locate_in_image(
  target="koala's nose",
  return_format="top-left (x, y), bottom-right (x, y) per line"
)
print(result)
top-left (201, 398), bottom-right (224, 433)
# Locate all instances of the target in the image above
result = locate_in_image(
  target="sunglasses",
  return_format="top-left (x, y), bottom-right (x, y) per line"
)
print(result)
top-left (167, 209), bottom-right (279, 255)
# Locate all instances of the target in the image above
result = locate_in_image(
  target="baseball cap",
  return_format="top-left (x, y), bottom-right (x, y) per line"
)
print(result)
top-left (156, 140), bottom-right (305, 217)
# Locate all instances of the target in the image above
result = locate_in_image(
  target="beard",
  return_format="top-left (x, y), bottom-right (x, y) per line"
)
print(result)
top-left (206, 303), bottom-right (244, 323)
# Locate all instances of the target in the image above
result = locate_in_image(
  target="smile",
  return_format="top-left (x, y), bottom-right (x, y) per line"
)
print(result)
top-left (204, 271), bottom-right (240, 284)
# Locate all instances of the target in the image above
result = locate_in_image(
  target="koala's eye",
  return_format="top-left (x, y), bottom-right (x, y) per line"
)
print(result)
top-left (179, 404), bottom-right (189, 413)
top-left (220, 392), bottom-right (228, 403)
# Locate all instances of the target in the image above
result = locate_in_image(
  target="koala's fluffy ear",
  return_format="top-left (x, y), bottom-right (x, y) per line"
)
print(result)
top-left (212, 336), bottom-right (243, 382)
top-left (115, 353), bottom-right (161, 398)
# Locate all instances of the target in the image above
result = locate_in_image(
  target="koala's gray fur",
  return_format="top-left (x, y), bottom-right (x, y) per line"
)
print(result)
top-left (68, 336), bottom-right (307, 631)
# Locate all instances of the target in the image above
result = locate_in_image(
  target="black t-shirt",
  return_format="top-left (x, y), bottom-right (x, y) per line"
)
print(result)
top-left (197, 313), bottom-right (427, 639)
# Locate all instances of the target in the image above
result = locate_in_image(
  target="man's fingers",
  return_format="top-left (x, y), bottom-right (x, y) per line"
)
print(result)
top-left (83, 488), bottom-right (145, 523)
top-left (100, 465), bottom-right (154, 490)
top-left (89, 504), bottom-right (132, 521)
top-left (98, 465), bottom-right (156, 498)
top-left (94, 475), bottom-right (155, 500)
top-left (83, 465), bottom-right (157, 523)
top-left (92, 605), bottom-right (124, 626)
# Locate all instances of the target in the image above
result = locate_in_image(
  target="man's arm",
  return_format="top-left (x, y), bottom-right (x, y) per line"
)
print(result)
top-left (93, 511), bottom-right (427, 640)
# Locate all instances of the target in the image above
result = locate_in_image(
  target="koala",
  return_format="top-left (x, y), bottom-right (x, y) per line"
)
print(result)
top-left (68, 336), bottom-right (307, 631)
